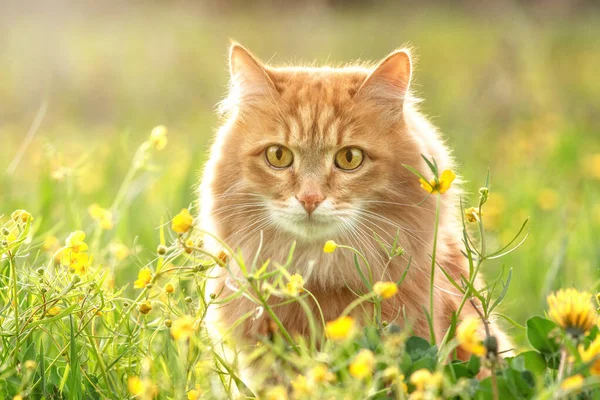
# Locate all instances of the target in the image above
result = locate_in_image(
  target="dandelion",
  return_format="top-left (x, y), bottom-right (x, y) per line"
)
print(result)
top-left (128, 376), bottom-right (158, 399)
top-left (285, 273), bottom-right (305, 297)
top-left (325, 315), bottom-right (355, 341)
top-left (323, 240), bottom-right (337, 253)
top-left (11, 209), bottom-right (34, 223)
top-left (171, 316), bottom-right (196, 340)
top-left (373, 281), bottom-right (398, 299)
top-left (464, 207), bottom-right (482, 223)
top-left (349, 349), bottom-right (375, 379)
top-left (88, 203), bottom-right (114, 230)
top-left (134, 267), bottom-right (153, 289)
top-left (172, 208), bottom-right (193, 234)
top-left (561, 374), bottom-right (584, 391)
top-left (138, 301), bottom-right (152, 315)
top-left (579, 336), bottom-right (600, 375)
top-left (456, 316), bottom-right (486, 356)
top-left (419, 169), bottom-right (456, 194)
top-left (547, 289), bottom-right (597, 337)
top-left (149, 125), bottom-right (168, 151)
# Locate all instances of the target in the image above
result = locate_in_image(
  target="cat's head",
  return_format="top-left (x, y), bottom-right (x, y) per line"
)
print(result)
top-left (203, 44), bottom-right (441, 247)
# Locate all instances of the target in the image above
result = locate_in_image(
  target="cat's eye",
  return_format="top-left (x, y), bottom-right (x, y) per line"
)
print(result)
top-left (265, 145), bottom-right (294, 169)
top-left (335, 147), bottom-right (364, 171)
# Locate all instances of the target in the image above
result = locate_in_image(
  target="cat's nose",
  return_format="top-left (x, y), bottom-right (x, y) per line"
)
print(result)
top-left (296, 192), bottom-right (324, 215)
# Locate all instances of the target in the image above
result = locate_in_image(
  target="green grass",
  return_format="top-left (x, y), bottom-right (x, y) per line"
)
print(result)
top-left (1, 3), bottom-right (600, 398)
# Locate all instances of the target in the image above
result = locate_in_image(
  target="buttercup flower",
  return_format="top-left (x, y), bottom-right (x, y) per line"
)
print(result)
top-left (410, 369), bottom-right (443, 391)
top-left (88, 203), bottom-right (114, 230)
top-left (187, 387), bottom-right (201, 400)
top-left (547, 288), bottom-right (597, 337)
top-left (291, 374), bottom-right (311, 397)
top-left (138, 301), bottom-right (152, 315)
top-left (67, 251), bottom-right (91, 275)
top-left (373, 281), bottom-right (398, 299)
top-left (285, 273), bottom-right (305, 296)
top-left (579, 336), bottom-right (600, 375)
top-left (349, 349), bottom-right (375, 379)
top-left (420, 169), bottom-right (456, 194)
top-left (325, 315), bottom-right (355, 341)
top-left (561, 374), bottom-right (584, 391)
top-left (456, 316), bottom-right (486, 356)
top-left (109, 242), bottom-right (130, 261)
top-left (172, 208), bottom-right (193, 234)
top-left (265, 386), bottom-right (288, 400)
top-left (149, 125), bottom-right (168, 151)
top-left (65, 230), bottom-right (88, 253)
top-left (11, 209), bottom-right (34, 223)
top-left (134, 267), bottom-right (153, 289)
top-left (171, 316), bottom-right (196, 340)
top-left (464, 207), bottom-right (482, 223)
top-left (323, 240), bottom-right (337, 253)
top-left (47, 306), bottom-right (62, 317)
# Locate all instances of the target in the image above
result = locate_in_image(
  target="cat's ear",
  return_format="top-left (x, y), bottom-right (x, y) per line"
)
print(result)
top-left (229, 43), bottom-right (277, 97)
top-left (357, 49), bottom-right (412, 103)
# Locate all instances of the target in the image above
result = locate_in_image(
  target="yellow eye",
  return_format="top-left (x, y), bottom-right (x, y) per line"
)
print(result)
top-left (335, 147), bottom-right (364, 171)
top-left (265, 145), bottom-right (294, 168)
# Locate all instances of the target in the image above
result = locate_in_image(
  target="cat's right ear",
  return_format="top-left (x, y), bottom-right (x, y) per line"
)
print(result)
top-left (229, 43), bottom-right (277, 99)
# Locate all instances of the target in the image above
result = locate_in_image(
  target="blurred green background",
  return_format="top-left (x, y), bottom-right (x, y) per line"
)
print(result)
top-left (1, 0), bottom-right (599, 343)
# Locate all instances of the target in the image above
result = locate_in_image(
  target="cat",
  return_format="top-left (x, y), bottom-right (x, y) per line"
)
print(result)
top-left (199, 43), bottom-right (511, 364)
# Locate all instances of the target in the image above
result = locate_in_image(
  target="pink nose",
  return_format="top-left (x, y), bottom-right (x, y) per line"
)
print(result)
top-left (296, 192), bottom-right (324, 215)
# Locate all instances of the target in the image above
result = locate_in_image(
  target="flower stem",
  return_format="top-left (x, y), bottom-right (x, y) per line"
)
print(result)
top-left (429, 194), bottom-right (441, 345)
top-left (9, 252), bottom-right (20, 366)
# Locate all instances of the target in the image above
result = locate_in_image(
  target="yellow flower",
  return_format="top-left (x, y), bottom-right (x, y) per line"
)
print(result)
top-left (13, 395), bottom-right (23, 400)
top-left (291, 374), bottom-right (311, 397)
top-left (464, 207), bottom-right (482, 223)
top-left (285, 273), bottom-right (305, 297)
top-left (547, 289), bottom-right (597, 336)
top-left (579, 336), bottom-right (600, 375)
top-left (64, 251), bottom-right (91, 275)
top-left (325, 315), bottom-right (355, 341)
top-left (349, 349), bottom-right (375, 380)
top-left (134, 267), bottom-right (153, 289)
top-left (382, 367), bottom-right (408, 392)
top-left (265, 385), bottom-right (288, 400)
top-left (128, 376), bottom-right (158, 399)
top-left (138, 301), bottom-right (152, 315)
top-left (537, 188), bottom-right (558, 211)
top-left (561, 374), bottom-right (584, 391)
top-left (582, 153), bottom-right (600, 180)
top-left (88, 203), bottom-right (114, 230)
top-left (47, 306), bottom-right (62, 317)
top-left (187, 388), bottom-right (201, 400)
top-left (11, 209), bottom-right (34, 223)
top-left (172, 208), bottom-right (193, 234)
top-left (171, 316), bottom-right (196, 340)
top-left (456, 316), bottom-right (486, 356)
top-left (65, 230), bottom-right (88, 253)
top-left (42, 236), bottom-right (59, 252)
top-left (149, 125), bottom-right (168, 151)
top-left (410, 369), bottom-right (443, 391)
top-left (323, 240), bottom-right (337, 253)
top-left (373, 281), bottom-right (398, 299)
top-left (217, 250), bottom-right (228, 266)
top-left (307, 364), bottom-right (335, 384)
top-left (419, 169), bottom-right (456, 194)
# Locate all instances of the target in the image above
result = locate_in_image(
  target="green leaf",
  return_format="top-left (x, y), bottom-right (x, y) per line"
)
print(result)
top-left (510, 351), bottom-right (547, 375)
top-left (467, 354), bottom-right (481, 376)
top-left (405, 336), bottom-right (432, 361)
top-left (526, 316), bottom-right (560, 355)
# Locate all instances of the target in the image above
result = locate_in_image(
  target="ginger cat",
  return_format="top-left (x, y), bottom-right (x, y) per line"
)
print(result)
top-left (200, 43), bottom-right (511, 361)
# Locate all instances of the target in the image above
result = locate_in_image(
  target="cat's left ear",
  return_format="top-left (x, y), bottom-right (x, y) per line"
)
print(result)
top-left (357, 49), bottom-right (412, 103)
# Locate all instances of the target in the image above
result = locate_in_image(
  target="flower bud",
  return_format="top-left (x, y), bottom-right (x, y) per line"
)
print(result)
top-left (157, 245), bottom-right (167, 255)
top-left (164, 319), bottom-right (173, 328)
top-left (184, 296), bottom-right (192, 304)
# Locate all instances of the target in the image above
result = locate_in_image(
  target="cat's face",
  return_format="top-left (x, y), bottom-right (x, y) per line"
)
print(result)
top-left (204, 44), bottom-right (430, 246)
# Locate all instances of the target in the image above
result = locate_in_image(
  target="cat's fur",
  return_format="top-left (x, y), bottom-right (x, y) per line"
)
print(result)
top-left (200, 43), bottom-right (511, 360)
